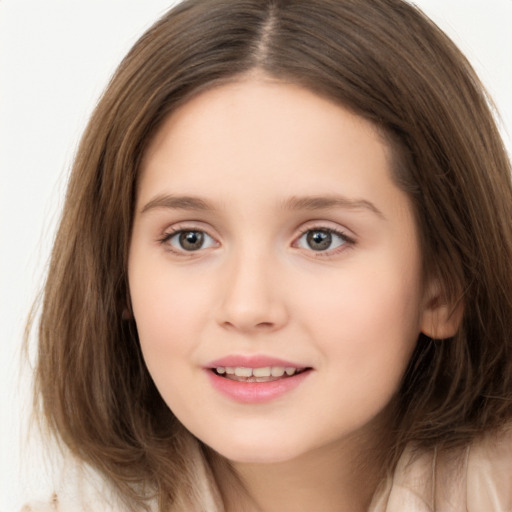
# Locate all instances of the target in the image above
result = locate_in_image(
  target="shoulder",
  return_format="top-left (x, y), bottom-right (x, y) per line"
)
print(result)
top-left (20, 494), bottom-right (130, 512)
top-left (20, 499), bottom-right (58, 512)
top-left (19, 474), bottom-right (133, 512)
top-left (20, 494), bottom-right (66, 512)
top-left (19, 490), bottom-right (137, 512)
top-left (370, 426), bottom-right (512, 512)
top-left (465, 425), bottom-right (512, 510)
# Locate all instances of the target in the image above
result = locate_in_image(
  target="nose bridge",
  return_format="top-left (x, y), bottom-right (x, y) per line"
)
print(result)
top-left (217, 243), bottom-right (287, 331)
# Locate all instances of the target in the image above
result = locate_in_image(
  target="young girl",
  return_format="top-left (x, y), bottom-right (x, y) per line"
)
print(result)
top-left (26, 0), bottom-right (512, 510)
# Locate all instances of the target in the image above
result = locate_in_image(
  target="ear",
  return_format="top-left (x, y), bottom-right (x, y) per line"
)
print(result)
top-left (420, 280), bottom-right (463, 339)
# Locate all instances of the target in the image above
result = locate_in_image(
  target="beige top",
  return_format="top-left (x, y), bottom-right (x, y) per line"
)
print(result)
top-left (22, 427), bottom-right (512, 512)
top-left (370, 427), bottom-right (512, 511)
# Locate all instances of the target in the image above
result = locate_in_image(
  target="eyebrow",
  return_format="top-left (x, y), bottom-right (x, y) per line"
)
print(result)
top-left (140, 194), bottom-right (214, 214)
top-left (140, 193), bottom-right (384, 218)
top-left (281, 195), bottom-right (385, 218)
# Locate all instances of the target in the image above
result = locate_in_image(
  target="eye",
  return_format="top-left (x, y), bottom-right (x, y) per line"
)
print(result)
top-left (295, 228), bottom-right (350, 252)
top-left (163, 229), bottom-right (217, 252)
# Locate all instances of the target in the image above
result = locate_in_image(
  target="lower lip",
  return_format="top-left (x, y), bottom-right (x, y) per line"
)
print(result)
top-left (205, 369), bottom-right (312, 403)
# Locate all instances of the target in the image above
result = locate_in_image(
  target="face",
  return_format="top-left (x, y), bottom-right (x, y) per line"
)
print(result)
top-left (128, 78), bottom-right (431, 464)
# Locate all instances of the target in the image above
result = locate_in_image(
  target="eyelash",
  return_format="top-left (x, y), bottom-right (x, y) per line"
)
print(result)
top-left (158, 226), bottom-right (218, 254)
top-left (294, 226), bottom-right (355, 257)
top-left (158, 224), bottom-right (355, 257)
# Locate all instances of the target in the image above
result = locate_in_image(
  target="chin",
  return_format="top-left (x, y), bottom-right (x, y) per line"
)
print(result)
top-left (204, 433), bottom-right (307, 465)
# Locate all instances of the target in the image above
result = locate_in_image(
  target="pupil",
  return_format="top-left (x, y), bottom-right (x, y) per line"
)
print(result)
top-left (180, 231), bottom-right (204, 250)
top-left (307, 230), bottom-right (331, 251)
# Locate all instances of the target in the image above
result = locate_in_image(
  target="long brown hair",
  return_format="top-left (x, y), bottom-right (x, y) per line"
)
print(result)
top-left (33, 0), bottom-right (512, 509)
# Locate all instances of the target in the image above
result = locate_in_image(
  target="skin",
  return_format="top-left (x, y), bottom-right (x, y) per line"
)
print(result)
top-left (128, 77), bottom-right (448, 511)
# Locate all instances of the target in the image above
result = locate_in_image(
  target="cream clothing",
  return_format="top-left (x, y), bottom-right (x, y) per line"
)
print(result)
top-left (22, 428), bottom-right (512, 512)
top-left (369, 427), bottom-right (512, 511)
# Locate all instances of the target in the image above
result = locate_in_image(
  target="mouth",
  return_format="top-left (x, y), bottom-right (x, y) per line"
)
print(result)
top-left (211, 366), bottom-right (311, 383)
top-left (205, 358), bottom-right (313, 403)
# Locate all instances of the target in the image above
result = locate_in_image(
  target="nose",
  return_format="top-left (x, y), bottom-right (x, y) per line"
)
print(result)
top-left (216, 251), bottom-right (289, 333)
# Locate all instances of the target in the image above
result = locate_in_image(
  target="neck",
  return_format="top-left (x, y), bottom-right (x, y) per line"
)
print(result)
top-left (208, 421), bottom-right (391, 512)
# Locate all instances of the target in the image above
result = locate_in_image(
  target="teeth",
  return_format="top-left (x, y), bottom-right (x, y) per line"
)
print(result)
top-left (234, 367), bottom-right (252, 377)
top-left (214, 366), bottom-right (301, 377)
top-left (252, 367), bottom-right (271, 377)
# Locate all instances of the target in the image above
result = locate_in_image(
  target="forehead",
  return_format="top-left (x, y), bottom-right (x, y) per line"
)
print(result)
top-left (139, 78), bottom-right (397, 203)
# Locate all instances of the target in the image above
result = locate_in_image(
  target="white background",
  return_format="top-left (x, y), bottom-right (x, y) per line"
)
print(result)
top-left (1, 1), bottom-right (511, 510)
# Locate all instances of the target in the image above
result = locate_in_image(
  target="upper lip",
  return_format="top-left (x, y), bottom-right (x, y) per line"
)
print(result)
top-left (205, 355), bottom-right (308, 369)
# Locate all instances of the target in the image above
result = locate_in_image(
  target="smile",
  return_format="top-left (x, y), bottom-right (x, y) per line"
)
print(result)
top-left (205, 357), bottom-right (313, 403)
top-left (213, 366), bottom-right (307, 382)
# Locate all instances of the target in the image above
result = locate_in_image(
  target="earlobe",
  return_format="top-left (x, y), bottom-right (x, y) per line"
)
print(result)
top-left (420, 282), bottom-right (464, 340)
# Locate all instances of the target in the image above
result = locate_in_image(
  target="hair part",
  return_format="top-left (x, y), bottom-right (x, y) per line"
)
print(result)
top-left (33, 0), bottom-right (512, 509)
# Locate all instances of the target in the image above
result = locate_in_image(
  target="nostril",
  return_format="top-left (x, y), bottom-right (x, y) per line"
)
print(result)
top-left (255, 321), bottom-right (275, 328)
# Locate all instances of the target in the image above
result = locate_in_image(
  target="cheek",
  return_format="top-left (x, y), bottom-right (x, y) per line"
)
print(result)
top-left (128, 262), bottom-right (214, 362)
top-left (297, 256), bottom-right (422, 378)
top-left (302, 255), bottom-right (421, 325)
top-left (128, 267), bottom-right (214, 412)
top-left (300, 274), bottom-right (420, 431)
